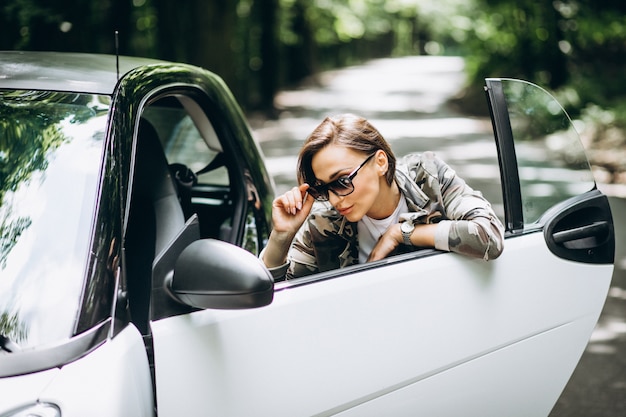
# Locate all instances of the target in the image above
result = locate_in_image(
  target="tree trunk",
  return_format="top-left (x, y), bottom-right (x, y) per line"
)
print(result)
top-left (254, 0), bottom-right (279, 114)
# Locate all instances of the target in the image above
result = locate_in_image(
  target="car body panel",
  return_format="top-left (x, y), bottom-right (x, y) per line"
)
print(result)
top-left (151, 233), bottom-right (611, 417)
top-left (335, 314), bottom-right (601, 417)
top-left (0, 368), bottom-right (59, 413)
top-left (37, 325), bottom-right (154, 417)
top-left (0, 325), bottom-right (154, 417)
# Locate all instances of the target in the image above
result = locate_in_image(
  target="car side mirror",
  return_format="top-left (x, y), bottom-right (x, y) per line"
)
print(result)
top-left (165, 239), bottom-right (274, 309)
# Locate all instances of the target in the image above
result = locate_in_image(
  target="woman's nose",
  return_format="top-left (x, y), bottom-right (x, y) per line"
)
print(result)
top-left (329, 192), bottom-right (344, 205)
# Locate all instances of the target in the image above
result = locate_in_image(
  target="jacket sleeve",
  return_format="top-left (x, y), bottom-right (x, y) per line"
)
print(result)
top-left (258, 223), bottom-right (319, 281)
top-left (286, 219), bottom-right (321, 279)
top-left (285, 203), bottom-right (358, 279)
top-left (431, 153), bottom-right (505, 260)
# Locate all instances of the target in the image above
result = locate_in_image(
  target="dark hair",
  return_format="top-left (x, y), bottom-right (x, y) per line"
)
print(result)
top-left (297, 114), bottom-right (396, 186)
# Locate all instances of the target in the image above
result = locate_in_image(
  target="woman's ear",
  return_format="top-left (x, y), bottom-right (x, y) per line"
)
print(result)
top-left (375, 149), bottom-right (388, 176)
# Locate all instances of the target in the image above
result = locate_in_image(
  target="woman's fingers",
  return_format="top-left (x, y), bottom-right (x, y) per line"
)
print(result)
top-left (284, 188), bottom-right (298, 215)
top-left (367, 224), bottom-right (402, 262)
top-left (272, 184), bottom-right (314, 229)
top-left (281, 184), bottom-right (312, 215)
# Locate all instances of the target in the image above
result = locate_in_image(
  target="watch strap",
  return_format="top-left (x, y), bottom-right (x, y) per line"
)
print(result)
top-left (401, 221), bottom-right (414, 246)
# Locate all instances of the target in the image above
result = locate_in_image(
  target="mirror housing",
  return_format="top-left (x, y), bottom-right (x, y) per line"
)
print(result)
top-left (165, 239), bottom-right (274, 309)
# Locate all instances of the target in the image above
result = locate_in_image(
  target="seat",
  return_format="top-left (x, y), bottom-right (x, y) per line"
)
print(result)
top-left (124, 119), bottom-right (186, 335)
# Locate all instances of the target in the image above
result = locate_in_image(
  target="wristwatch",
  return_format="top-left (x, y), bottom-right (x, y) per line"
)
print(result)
top-left (400, 220), bottom-right (415, 246)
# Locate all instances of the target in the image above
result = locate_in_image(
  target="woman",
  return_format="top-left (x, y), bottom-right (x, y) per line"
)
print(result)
top-left (262, 114), bottom-right (504, 280)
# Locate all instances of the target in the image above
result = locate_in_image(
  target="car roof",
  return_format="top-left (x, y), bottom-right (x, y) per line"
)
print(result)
top-left (0, 51), bottom-right (166, 95)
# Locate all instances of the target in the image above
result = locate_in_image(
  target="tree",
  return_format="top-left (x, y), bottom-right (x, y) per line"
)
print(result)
top-left (0, 0), bottom-right (133, 54)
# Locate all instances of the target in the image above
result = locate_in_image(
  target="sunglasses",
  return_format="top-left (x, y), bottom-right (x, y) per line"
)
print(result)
top-left (307, 153), bottom-right (376, 201)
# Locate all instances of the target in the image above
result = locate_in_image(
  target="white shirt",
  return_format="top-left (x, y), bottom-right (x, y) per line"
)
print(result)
top-left (357, 196), bottom-right (409, 263)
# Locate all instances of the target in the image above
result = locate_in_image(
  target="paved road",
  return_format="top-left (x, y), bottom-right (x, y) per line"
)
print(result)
top-left (249, 56), bottom-right (626, 416)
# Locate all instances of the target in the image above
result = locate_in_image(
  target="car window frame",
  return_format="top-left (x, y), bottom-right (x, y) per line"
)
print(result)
top-left (485, 79), bottom-right (524, 234)
top-left (123, 82), bottom-right (272, 322)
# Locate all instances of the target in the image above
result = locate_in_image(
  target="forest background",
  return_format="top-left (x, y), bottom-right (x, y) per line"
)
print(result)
top-left (2, 0), bottom-right (625, 182)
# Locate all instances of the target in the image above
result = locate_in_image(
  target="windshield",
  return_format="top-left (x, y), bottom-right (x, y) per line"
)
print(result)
top-left (0, 90), bottom-right (109, 350)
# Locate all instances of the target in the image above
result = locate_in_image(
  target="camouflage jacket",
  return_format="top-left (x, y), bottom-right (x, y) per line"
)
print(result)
top-left (270, 151), bottom-right (504, 280)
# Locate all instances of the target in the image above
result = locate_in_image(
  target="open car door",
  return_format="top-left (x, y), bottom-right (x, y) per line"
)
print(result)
top-left (150, 79), bottom-right (614, 417)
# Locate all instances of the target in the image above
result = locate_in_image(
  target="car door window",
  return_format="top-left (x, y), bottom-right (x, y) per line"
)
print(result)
top-left (500, 79), bottom-right (595, 225)
top-left (142, 97), bottom-right (234, 238)
top-left (488, 78), bottom-right (613, 265)
top-left (148, 107), bottom-right (229, 186)
top-left (140, 94), bottom-right (264, 255)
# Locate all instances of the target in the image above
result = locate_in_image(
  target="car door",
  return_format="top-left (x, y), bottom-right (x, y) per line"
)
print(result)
top-left (151, 79), bottom-right (614, 417)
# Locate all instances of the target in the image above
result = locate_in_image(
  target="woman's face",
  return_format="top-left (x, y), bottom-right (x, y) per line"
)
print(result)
top-left (310, 145), bottom-right (386, 222)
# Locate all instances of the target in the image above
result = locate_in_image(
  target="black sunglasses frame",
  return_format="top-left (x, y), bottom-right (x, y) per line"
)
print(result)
top-left (308, 153), bottom-right (376, 201)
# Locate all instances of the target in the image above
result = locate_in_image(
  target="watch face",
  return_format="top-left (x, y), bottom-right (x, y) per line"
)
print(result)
top-left (401, 221), bottom-right (414, 232)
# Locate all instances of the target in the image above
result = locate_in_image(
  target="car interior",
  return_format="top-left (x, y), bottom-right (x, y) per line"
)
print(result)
top-left (124, 91), bottom-right (261, 333)
top-left (141, 95), bottom-right (237, 242)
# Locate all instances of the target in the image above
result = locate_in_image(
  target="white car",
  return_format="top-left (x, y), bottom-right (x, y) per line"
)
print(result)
top-left (0, 51), bottom-right (615, 417)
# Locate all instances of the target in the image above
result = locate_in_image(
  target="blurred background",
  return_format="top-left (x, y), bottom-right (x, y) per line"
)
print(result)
top-left (2, 0), bottom-right (625, 183)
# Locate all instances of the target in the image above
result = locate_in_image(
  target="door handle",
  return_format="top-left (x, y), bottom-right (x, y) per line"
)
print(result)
top-left (552, 221), bottom-right (610, 244)
top-left (543, 190), bottom-right (614, 264)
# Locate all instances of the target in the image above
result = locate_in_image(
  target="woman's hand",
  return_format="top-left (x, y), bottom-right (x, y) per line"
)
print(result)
top-left (367, 223), bottom-right (403, 262)
top-left (263, 184), bottom-right (314, 268)
top-left (367, 223), bottom-right (437, 262)
top-left (271, 184), bottom-right (315, 235)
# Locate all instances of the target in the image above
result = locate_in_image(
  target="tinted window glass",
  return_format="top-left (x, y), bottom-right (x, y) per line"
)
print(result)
top-left (142, 98), bottom-right (237, 243)
top-left (142, 106), bottom-right (229, 186)
top-left (142, 96), bottom-right (267, 255)
top-left (0, 91), bottom-right (109, 349)
top-left (501, 79), bottom-right (595, 224)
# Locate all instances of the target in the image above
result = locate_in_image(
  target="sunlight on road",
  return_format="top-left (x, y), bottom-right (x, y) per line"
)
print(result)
top-left (365, 117), bottom-right (490, 140)
top-left (588, 301), bottom-right (626, 354)
top-left (274, 56), bottom-right (466, 115)
top-left (254, 56), bottom-right (483, 194)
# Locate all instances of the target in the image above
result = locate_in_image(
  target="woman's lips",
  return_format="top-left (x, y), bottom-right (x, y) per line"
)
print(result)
top-left (337, 205), bottom-right (353, 216)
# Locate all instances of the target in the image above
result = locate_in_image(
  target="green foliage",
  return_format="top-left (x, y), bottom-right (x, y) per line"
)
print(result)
top-left (0, 91), bottom-right (100, 269)
top-left (0, 91), bottom-right (83, 202)
top-left (2, 0), bottom-right (624, 123)
top-left (0, 310), bottom-right (28, 345)
top-left (445, 2), bottom-right (625, 99)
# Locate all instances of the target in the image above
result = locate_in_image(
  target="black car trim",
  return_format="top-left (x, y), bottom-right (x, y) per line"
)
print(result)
top-left (542, 188), bottom-right (615, 264)
top-left (274, 249), bottom-right (442, 291)
top-left (0, 319), bottom-right (111, 378)
top-left (484, 79), bottom-right (524, 233)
